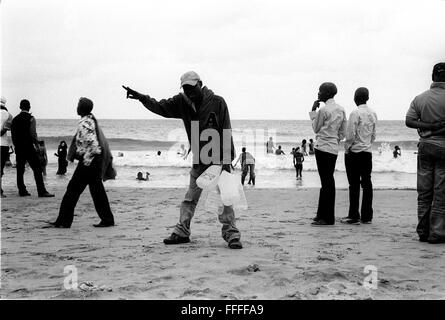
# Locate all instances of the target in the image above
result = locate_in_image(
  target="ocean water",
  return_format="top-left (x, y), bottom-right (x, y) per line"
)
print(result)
top-left (2, 119), bottom-right (420, 189)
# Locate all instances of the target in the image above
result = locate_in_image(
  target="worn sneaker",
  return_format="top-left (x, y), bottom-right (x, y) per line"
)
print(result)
top-left (228, 239), bottom-right (243, 249)
top-left (340, 218), bottom-right (360, 225)
top-left (163, 233), bottom-right (190, 245)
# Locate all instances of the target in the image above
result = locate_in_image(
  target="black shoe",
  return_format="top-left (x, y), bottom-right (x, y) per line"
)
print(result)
top-left (228, 238), bottom-right (243, 249)
top-left (163, 233), bottom-right (190, 245)
top-left (43, 221), bottom-right (70, 229)
top-left (311, 220), bottom-right (335, 226)
top-left (38, 192), bottom-right (54, 198)
top-left (340, 217), bottom-right (360, 225)
top-left (427, 237), bottom-right (445, 244)
top-left (313, 216), bottom-right (320, 221)
top-left (419, 237), bottom-right (428, 242)
top-left (19, 191), bottom-right (31, 197)
top-left (361, 220), bottom-right (372, 224)
top-left (93, 221), bottom-right (115, 228)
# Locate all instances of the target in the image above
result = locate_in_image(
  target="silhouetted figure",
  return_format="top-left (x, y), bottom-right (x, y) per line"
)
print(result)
top-left (55, 140), bottom-right (68, 175)
top-left (10, 99), bottom-right (53, 197)
top-left (393, 146), bottom-right (401, 158)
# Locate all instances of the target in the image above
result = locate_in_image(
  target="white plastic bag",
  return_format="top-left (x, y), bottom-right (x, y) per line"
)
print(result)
top-left (217, 170), bottom-right (248, 210)
top-left (204, 186), bottom-right (224, 215)
top-left (196, 165), bottom-right (222, 190)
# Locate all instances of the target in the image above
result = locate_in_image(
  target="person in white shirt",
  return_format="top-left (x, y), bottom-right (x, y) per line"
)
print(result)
top-left (234, 147), bottom-right (256, 186)
top-left (342, 87), bottom-right (377, 225)
top-left (309, 82), bottom-right (347, 226)
top-left (1, 97), bottom-right (13, 197)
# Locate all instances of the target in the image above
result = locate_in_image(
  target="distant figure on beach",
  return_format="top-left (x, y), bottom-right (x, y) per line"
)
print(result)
top-left (123, 71), bottom-right (242, 249)
top-left (342, 87), bottom-right (377, 225)
top-left (308, 138), bottom-right (315, 155)
top-left (406, 62), bottom-right (445, 244)
top-left (117, 152), bottom-right (124, 157)
top-left (1, 97), bottom-right (13, 197)
top-left (301, 139), bottom-right (308, 156)
top-left (10, 99), bottom-right (54, 197)
top-left (293, 147), bottom-right (304, 180)
top-left (266, 137), bottom-right (275, 154)
top-left (37, 141), bottom-right (48, 176)
top-left (54, 140), bottom-right (68, 175)
top-left (309, 82), bottom-right (347, 226)
top-left (157, 150), bottom-right (162, 156)
top-left (290, 147), bottom-right (295, 155)
top-left (234, 147), bottom-right (255, 186)
top-left (47, 97), bottom-right (116, 228)
top-left (275, 145), bottom-right (285, 155)
top-left (393, 146), bottom-right (401, 158)
top-left (136, 171), bottom-right (150, 181)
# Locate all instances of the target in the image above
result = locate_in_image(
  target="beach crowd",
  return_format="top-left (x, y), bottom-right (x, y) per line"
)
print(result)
top-left (1, 63), bottom-right (445, 248)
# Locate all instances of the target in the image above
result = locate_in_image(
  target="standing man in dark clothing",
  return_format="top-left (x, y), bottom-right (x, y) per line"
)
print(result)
top-left (309, 82), bottom-right (347, 226)
top-left (342, 87), bottom-right (377, 225)
top-left (10, 100), bottom-right (54, 197)
top-left (406, 62), bottom-right (445, 244)
top-left (123, 71), bottom-right (242, 249)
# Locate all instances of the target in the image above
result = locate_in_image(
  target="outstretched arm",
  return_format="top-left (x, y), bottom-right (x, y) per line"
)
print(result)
top-left (122, 85), bottom-right (183, 119)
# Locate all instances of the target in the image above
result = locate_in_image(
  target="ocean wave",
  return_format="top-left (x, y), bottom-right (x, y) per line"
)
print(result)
top-left (37, 135), bottom-right (420, 152)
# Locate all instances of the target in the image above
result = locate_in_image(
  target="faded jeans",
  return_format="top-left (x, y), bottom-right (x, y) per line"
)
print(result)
top-left (417, 142), bottom-right (445, 241)
top-left (173, 165), bottom-right (241, 242)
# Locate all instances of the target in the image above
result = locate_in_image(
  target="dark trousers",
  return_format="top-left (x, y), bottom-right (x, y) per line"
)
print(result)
top-left (315, 149), bottom-right (338, 223)
top-left (57, 158), bottom-right (68, 175)
top-left (241, 164), bottom-right (255, 185)
top-left (295, 164), bottom-right (303, 177)
top-left (416, 142), bottom-right (445, 241)
top-left (345, 151), bottom-right (373, 221)
top-left (55, 156), bottom-right (114, 227)
top-left (15, 149), bottom-right (47, 195)
top-left (1, 146), bottom-right (9, 194)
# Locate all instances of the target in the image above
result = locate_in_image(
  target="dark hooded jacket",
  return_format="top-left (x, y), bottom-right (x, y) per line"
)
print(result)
top-left (139, 86), bottom-right (235, 166)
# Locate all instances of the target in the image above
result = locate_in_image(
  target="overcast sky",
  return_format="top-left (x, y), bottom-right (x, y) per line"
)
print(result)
top-left (1, 0), bottom-right (444, 120)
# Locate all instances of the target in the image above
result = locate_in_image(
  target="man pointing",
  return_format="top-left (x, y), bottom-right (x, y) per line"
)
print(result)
top-left (123, 71), bottom-right (242, 249)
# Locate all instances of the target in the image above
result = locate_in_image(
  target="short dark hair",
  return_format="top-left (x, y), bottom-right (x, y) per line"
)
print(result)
top-left (20, 99), bottom-right (31, 110)
top-left (78, 97), bottom-right (93, 115)
top-left (320, 82), bottom-right (337, 99)
top-left (433, 62), bottom-right (445, 81)
top-left (355, 87), bottom-right (369, 103)
top-left (242, 147), bottom-right (246, 152)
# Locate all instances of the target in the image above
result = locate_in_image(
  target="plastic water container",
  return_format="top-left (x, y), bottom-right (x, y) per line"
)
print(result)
top-left (217, 171), bottom-right (248, 210)
top-left (196, 165), bottom-right (222, 190)
top-left (204, 186), bottom-right (224, 215)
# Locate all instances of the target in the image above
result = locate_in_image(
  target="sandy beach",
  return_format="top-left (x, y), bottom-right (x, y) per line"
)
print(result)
top-left (1, 185), bottom-right (444, 300)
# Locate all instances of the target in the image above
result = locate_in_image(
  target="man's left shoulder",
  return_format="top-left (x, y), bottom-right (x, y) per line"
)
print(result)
top-left (212, 94), bottom-right (227, 105)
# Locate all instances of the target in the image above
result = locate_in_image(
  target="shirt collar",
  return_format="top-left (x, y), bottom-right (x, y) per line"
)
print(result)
top-left (431, 82), bottom-right (445, 89)
top-left (325, 98), bottom-right (336, 105)
top-left (358, 104), bottom-right (368, 108)
top-left (20, 110), bottom-right (30, 114)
